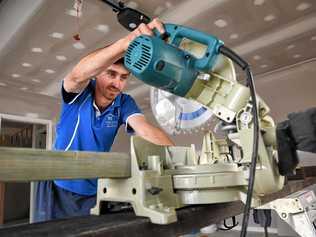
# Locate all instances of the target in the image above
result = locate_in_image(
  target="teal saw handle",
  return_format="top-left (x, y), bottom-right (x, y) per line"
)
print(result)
top-left (155, 23), bottom-right (224, 72)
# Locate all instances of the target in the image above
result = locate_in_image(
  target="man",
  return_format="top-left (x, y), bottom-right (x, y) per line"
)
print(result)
top-left (34, 18), bottom-right (174, 222)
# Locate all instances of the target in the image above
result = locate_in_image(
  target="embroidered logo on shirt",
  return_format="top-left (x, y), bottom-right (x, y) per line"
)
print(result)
top-left (104, 114), bottom-right (118, 127)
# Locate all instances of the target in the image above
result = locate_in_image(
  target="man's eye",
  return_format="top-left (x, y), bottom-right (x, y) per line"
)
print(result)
top-left (107, 71), bottom-right (116, 78)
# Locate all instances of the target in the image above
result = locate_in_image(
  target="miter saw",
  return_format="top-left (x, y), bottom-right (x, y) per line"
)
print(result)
top-left (91, 18), bottom-right (286, 231)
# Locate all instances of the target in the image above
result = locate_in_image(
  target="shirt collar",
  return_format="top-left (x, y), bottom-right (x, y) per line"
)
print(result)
top-left (112, 93), bottom-right (122, 108)
top-left (93, 93), bottom-right (122, 117)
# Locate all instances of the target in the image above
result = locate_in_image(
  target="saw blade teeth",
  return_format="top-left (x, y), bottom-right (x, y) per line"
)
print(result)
top-left (151, 88), bottom-right (214, 135)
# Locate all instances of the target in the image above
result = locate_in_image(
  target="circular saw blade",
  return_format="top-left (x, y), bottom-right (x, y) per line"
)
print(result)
top-left (150, 88), bottom-right (213, 135)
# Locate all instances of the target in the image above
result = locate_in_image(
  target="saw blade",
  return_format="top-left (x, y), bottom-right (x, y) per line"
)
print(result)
top-left (150, 88), bottom-right (213, 134)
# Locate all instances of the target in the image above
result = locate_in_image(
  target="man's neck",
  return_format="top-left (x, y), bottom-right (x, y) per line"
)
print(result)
top-left (95, 91), bottom-right (113, 112)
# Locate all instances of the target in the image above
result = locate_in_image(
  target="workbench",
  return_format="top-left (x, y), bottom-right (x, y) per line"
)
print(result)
top-left (1, 177), bottom-right (315, 237)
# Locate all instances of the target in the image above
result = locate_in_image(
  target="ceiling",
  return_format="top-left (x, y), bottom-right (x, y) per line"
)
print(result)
top-left (0, 0), bottom-right (315, 122)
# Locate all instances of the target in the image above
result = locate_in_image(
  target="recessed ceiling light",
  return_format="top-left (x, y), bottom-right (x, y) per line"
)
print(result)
top-left (154, 6), bottom-right (164, 16)
top-left (20, 87), bottom-right (28, 91)
top-left (56, 55), bottom-right (67, 61)
top-left (73, 42), bottom-right (86, 50)
top-left (253, 0), bottom-right (265, 6)
top-left (11, 74), bottom-right (21, 78)
top-left (95, 24), bottom-right (110, 34)
top-left (31, 47), bottom-right (43, 53)
top-left (260, 64), bottom-right (268, 68)
top-left (32, 79), bottom-right (40, 83)
top-left (253, 55), bottom-right (262, 60)
top-left (293, 54), bottom-right (301, 58)
top-left (50, 32), bottom-right (64, 39)
top-left (286, 44), bottom-right (295, 50)
top-left (65, 9), bottom-right (82, 17)
top-left (0, 82), bottom-right (7, 86)
top-left (264, 14), bottom-right (276, 22)
top-left (144, 97), bottom-right (150, 101)
top-left (214, 19), bottom-right (228, 28)
top-left (311, 36), bottom-right (316, 41)
top-left (39, 92), bottom-right (49, 96)
top-left (296, 2), bottom-right (311, 11)
top-left (165, 1), bottom-right (172, 8)
top-left (45, 69), bottom-right (55, 74)
top-left (229, 33), bottom-right (239, 39)
top-left (126, 1), bottom-right (138, 9)
top-left (22, 62), bottom-right (32, 67)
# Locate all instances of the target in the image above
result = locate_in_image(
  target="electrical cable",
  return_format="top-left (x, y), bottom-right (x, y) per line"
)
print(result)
top-left (264, 225), bottom-right (269, 237)
top-left (218, 216), bottom-right (239, 231)
top-left (102, 0), bottom-right (124, 12)
top-left (264, 210), bottom-right (271, 237)
top-left (219, 45), bottom-right (260, 237)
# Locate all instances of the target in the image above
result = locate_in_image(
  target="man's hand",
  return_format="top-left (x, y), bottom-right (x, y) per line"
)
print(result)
top-left (121, 18), bottom-right (165, 50)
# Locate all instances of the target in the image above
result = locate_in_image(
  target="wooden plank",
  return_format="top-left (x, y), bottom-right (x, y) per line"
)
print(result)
top-left (0, 147), bottom-right (130, 182)
top-left (0, 182), bottom-right (4, 225)
top-left (1, 177), bottom-right (315, 237)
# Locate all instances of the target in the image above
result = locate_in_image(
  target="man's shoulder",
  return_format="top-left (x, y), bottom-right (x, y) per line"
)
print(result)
top-left (120, 93), bottom-right (135, 103)
top-left (116, 93), bottom-right (139, 110)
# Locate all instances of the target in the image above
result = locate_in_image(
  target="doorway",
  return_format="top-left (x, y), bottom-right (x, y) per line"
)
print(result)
top-left (0, 114), bottom-right (52, 226)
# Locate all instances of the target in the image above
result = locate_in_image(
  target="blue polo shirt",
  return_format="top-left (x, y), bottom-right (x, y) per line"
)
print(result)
top-left (54, 80), bottom-right (142, 195)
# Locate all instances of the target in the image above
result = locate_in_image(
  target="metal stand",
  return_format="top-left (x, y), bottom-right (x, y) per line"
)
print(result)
top-left (259, 184), bottom-right (316, 237)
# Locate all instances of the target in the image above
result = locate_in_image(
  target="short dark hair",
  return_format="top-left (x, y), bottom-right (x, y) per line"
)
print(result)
top-left (114, 57), bottom-right (125, 65)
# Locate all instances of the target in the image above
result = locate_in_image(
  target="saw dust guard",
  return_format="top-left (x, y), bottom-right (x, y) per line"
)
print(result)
top-left (91, 36), bottom-right (284, 224)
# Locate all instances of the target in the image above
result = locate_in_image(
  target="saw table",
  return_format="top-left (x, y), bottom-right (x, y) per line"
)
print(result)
top-left (1, 176), bottom-right (315, 237)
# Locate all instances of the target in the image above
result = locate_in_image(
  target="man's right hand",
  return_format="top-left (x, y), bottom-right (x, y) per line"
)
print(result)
top-left (121, 18), bottom-right (165, 51)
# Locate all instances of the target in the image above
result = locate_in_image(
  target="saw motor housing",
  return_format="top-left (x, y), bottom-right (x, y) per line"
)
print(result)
top-left (124, 23), bottom-right (223, 97)
top-left (91, 24), bottom-right (285, 224)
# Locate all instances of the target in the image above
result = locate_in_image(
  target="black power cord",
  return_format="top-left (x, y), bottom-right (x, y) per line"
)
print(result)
top-left (102, 0), bottom-right (151, 31)
top-left (254, 209), bottom-right (272, 237)
top-left (219, 45), bottom-right (260, 237)
top-left (218, 216), bottom-right (239, 231)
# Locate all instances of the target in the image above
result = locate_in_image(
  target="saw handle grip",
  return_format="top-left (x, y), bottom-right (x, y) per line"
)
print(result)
top-left (155, 23), bottom-right (224, 71)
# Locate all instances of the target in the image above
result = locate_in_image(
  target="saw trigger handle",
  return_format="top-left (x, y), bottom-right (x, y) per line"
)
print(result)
top-left (161, 23), bottom-right (224, 72)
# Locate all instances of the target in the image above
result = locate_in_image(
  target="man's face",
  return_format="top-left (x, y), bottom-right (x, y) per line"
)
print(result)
top-left (96, 64), bottom-right (130, 101)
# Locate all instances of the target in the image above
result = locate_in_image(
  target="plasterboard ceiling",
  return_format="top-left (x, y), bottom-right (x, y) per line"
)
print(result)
top-left (0, 0), bottom-right (315, 120)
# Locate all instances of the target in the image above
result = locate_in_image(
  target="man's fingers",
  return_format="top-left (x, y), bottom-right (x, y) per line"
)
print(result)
top-left (123, 18), bottom-right (164, 50)
top-left (138, 23), bottom-right (153, 36)
top-left (148, 18), bottom-right (165, 34)
top-left (132, 28), bottom-right (142, 38)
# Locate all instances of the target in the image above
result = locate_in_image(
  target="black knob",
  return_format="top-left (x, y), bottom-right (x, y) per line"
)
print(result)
top-left (147, 187), bottom-right (163, 195)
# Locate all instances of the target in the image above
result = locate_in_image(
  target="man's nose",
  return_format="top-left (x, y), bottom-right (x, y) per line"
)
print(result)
top-left (112, 77), bottom-right (121, 89)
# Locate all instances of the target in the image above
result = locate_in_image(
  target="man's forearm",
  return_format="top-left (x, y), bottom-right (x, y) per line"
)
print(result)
top-left (138, 125), bottom-right (175, 146)
top-left (66, 39), bottom-right (126, 88)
